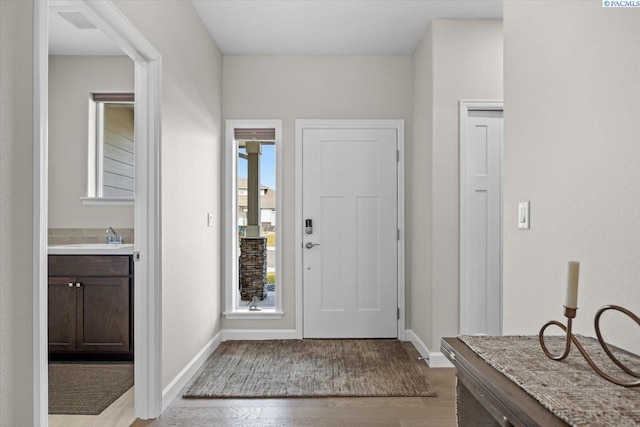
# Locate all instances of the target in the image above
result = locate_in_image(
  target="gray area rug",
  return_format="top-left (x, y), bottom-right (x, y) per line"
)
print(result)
top-left (49, 363), bottom-right (134, 415)
top-left (184, 340), bottom-right (437, 398)
top-left (459, 335), bottom-right (640, 427)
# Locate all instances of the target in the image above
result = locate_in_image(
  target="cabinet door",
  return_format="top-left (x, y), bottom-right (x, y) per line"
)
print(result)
top-left (76, 277), bottom-right (130, 352)
top-left (48, 277), bottom-right (77, 352)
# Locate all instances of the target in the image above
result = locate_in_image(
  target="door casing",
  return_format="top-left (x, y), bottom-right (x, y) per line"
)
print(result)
top-left (33, 1), bottom-right (163, 424)
top-left (458, 100), bottom-right (504, 336)
top-left (294, 119), bottom-right (405, 340)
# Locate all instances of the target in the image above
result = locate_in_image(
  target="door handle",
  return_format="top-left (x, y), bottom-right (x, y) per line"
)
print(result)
top-left (305, 242), bottom-right (320, 249)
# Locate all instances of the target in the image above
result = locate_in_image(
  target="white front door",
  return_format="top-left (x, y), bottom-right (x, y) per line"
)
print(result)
top-left (460, 108), bottom-right (503, 335)
top-left (302, 127), bottom-right (398, 338)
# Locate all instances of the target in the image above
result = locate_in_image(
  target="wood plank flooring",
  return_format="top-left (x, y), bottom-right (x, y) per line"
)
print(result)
top-left (50, 342), bottom-right (457, 427)
top-left (145, 342), bottom-right (456, 427)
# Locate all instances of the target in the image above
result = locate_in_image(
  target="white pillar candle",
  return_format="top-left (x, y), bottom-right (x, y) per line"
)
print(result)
top-left (565, 261), bottom-right (580, 309)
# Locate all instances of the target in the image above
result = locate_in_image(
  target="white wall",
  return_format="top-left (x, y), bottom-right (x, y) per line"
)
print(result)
top-left (222, 56), bottom-right (413, 330)
top-left (49, 55), bottom-right (134, 228)
top-left (409, 25), bottom-right (434, 345)
top-left (503, 1), bottom-right (640, 353)
top-left (410, 20), bottom-right (503, 353)
top-left (0, 1), bottom-right (34, 425)
top-left (113, 0), bottom-right (224, 388)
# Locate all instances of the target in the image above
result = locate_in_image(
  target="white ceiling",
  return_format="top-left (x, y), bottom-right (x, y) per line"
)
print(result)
top-left (191, 0), bottom-right (503, 56)
top-left (49, 0), bottom-right (124, 56)
top-left (48, 0), bottom-right (503, 57)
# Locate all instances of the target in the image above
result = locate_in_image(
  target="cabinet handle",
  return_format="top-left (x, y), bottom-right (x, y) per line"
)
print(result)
top-left (68, 282), bottom-right (74, 287)
top-left (75, 283), bottom-right (81, 287)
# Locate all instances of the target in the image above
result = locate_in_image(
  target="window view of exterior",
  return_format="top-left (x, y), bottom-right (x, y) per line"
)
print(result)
top-left (236, 139), bottom-right (276, 309)
top-left (89, 93), bottom-right (135, 200)
top-left (101, 103), bottom-right (134, 198)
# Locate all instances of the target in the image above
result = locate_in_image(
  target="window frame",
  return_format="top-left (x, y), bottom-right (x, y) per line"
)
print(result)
top-left (224, 119), bottom-right (283, 319)
top-left (82, 93), bottom-right (135, 205)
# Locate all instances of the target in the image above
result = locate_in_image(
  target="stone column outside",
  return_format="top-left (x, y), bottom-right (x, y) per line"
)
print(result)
top-left (239, 236), bottom-right (267, 301)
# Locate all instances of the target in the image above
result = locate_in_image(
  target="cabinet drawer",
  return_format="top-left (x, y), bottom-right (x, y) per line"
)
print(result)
top-left (49, 255), bottom-right (131, 277)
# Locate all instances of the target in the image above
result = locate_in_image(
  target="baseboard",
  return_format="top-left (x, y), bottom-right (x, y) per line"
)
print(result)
top-left (162, 331), bottom-right (222, 409)
top-left (404, 329), bottom-right (430, 360)
top-left (221, 329), bottom-right (299, 341)
top-left (404, 329), bottom-right (453, 368)
top-left (427, 351), bottom-right (454, 368)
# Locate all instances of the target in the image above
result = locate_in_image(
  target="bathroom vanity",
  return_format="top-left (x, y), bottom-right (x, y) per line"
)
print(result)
top-left (48, 245), bottom-right (134, 361)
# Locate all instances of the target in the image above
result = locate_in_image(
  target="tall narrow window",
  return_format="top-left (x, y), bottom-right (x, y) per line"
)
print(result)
top-left (86, 93), bottom-right (135, 202)
top-left (237, 138), bottom-right (275, 308)
top-left (225, 121), bottom-right (283, 318)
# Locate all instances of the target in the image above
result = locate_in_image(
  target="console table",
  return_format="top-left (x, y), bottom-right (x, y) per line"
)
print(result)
top-left (442, 337), bottom-right (569, 427)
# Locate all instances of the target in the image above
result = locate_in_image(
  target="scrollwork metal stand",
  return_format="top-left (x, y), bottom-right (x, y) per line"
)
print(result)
top-left (539, 305), bottom-right (640, 387)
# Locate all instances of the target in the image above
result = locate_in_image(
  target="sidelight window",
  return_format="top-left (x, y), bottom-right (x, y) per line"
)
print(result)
top-left (224, 120), bottom-right (283, 319)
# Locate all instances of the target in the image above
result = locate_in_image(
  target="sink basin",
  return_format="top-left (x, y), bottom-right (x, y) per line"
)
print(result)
top-left (48, 243), bottom-right (134, 255)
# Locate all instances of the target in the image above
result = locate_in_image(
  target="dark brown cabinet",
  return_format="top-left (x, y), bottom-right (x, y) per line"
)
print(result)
top-left (48, 255), bottom-right (133, 359)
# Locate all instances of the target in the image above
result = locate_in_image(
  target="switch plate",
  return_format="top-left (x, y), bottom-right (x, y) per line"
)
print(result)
top-left (207, 212), bottom-right (214, 227)
top-left (518, 201), bottom-right (530, 230)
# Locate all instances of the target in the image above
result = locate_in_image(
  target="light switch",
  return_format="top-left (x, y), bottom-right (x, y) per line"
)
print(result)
top-left (518, 201), bottom-right (530, 230)
top-left (207, 212), bottom-right (214, 228)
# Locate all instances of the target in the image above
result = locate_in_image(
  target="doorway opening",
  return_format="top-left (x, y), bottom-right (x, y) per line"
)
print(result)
top-left (34, 1), bottom-right (162, 425)
top-left (48, 53), bottom-right (136, 423)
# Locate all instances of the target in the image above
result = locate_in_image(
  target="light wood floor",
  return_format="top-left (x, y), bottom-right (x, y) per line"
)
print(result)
top-left (142, 342), bottom-right (456, 427)
top-left (51, 342), bottom-right (457, 427)
top-left (49, 385), bottom-right (136, 427)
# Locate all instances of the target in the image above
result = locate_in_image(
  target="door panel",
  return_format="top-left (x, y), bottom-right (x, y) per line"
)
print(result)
top-left (461, 110), bottom-right (503, 335)
top-left (356, 196), bottom-right (381, 311)
top-left (303, 127), bottom-right (398, 338)
top-left (320, 196), bottom-right (347, 311)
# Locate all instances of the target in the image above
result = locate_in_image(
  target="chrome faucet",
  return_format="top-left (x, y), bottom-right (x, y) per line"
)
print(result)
top-left (106, 226), bottom-right (124, 244)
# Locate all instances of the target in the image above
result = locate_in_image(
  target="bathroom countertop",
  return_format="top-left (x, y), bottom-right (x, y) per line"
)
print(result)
top-left (48, 243), bottom-right (135, 255)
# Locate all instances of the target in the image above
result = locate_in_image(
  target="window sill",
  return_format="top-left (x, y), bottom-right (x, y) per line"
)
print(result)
top-left (223, 309), bottom-right (284, 320)
top-left (81, 197), bottom-right (134, 206)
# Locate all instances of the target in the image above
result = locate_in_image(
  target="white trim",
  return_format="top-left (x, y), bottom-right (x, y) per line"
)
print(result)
top-left (80, 197), bottom-right (134, 206)
top-left (87, 98), bottom-right (98, 196)
top-left (295, 119), bottom-right (406, 340)
top-left (224, 119), bottom-right (283, 318)
top-left (88, 97), bottom-right (135, 199)
top-left (405, 330), bottom-right (453, 368)
top-left (131, 50), bottom-right (163, 423)
top-left (69, 1), bottom-right (158, 64)
top-left (221, 329), bottom-right (299, 341)
top-left (397, 122), bottom-right (406, 341)
top-left (96, 101), bottom-right (105, 196)
top-left (458, 100), bottom-right (504, 337)
top-left (294, 122), bottom-right (305, 340)
top-left (162, 332), bottom-right (222, 410)
top-left (222, 310), bottom-right (284, 320)
top-left (33, 3), bottom-right (49, 426)
top-left (405, 329), bottom-right (429, 361)
top-left (426, 352), bottom-right (454, 368)
top-left (34, 1), bottom-right (163, 423)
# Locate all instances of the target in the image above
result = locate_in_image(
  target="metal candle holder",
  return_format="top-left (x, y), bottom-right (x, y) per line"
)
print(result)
top-left (539, 304), bottom-right (640, 387)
